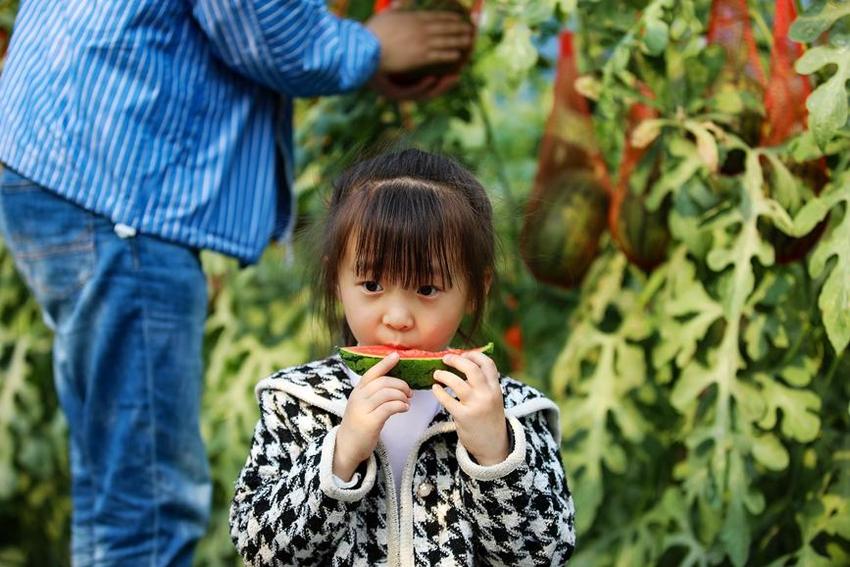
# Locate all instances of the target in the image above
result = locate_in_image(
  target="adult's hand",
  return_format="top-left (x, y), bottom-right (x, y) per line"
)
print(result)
top-left (366, 9), bottom-right (472, 74)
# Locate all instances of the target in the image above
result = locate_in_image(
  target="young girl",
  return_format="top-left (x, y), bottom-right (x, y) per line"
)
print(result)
top-left (229, 149), bottom-right (576, 566)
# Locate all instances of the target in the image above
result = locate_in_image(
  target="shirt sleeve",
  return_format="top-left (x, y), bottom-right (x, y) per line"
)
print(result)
top-left (190, 0), bottom-right (381, 97)
top-left (333, 472), bottom-right (362, 488)
top-left (457, 412), bottom-right (577, 565)
top-left (229, 388), bottom-right (377, 566)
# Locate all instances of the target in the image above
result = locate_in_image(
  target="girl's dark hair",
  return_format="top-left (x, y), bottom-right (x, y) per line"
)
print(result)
top-left (314, 148), bottom-right (495, 347)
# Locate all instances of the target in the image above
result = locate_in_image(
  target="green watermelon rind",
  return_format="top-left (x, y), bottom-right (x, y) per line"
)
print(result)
top-left (338, 343), bottom-right (494, 389)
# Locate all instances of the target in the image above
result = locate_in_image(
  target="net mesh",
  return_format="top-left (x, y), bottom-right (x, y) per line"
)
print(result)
top-left (762, 0), bottom-right (810, 145)
top-left (519, 31), bottom-right (610, 288)
top-left (761, 0), bottom-right (829, 263)
top-left (707, 0), bottom-right (766, 91)
top-left (608, 84), bottom-right (669, 271)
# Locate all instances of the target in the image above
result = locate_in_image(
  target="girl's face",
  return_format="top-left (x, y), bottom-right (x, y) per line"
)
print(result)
top-left (336, 240), bottom-right (470, 351)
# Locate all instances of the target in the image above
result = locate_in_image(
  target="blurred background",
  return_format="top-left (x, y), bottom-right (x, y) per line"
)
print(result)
top-left (1, 0), bottom-right (849, 565)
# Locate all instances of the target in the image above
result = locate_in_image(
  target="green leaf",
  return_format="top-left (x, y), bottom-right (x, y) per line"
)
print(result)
top-left (0, 430), bottom-right (16, 499)
top-left (556, 0), bottom-right (577, 15)
top-left (792, 190), bottom-right (838, 235)
top-left (756, 374), bottom-right (822, 442)
top-left (761, 152), bottom-right (801, 212)
top-left (794, 45), bottom-right (850, 150)
top-left (587, 254), bottom-right (629, 324)
top-left (684, 120), bottom-right (719, 173)
top-left (654, 251), bottom-right (723, 368)
top-left (707, 221), bottom-right (773, 315)
top-left (798, 546), bottom-right (842, 567)
top-left (494, 21), bottom-right (538, 80)
top-left (751, 433), bottom-right (790, 471)
top-left (0, 13), bottom-right (16, 32)
top-left (779, 352), bottom-right (820, 388)
top-left (807, 180), bottom-right (850, 353)
top-left (796, 492), bottom-right (850, 559)
top-left (602, 443), bottom-right (628, 473)
top-left (646, 139), bottom-right (703, 210)
top-left (731, 380), bottom-right (766, 423)
top-left (642, 19), bottom-right (668, 56)
top-left (789, 0), bottom-right (850, 43)
top-left (713, 85), bottom-right (744, 115)
top-left (743, 314), bottom-right (770, 360)
top-left (630, 118), bottom-right (662, 149)
top-left (720, 453), bottom-right (751, 567)
top-left (671, 363), bottom-right (714, 412)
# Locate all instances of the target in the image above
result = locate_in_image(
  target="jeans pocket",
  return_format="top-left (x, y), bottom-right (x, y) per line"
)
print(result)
top-left (0, 170), bottom-right (95, 306)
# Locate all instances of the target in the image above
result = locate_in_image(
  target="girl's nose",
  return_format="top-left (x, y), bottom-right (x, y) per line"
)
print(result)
top-left (382, 304), bottom-right (413, 331)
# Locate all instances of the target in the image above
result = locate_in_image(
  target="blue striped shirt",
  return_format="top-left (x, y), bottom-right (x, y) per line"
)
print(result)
top-left (0, 0), bottom-right (380, 263)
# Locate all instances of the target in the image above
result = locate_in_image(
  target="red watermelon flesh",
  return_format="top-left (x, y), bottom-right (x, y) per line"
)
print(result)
top-left (338, 343), bottom-right (494, 389)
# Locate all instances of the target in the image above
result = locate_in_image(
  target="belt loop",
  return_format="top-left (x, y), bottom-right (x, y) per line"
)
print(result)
top-left (114, 223), bottom-right (137, 239)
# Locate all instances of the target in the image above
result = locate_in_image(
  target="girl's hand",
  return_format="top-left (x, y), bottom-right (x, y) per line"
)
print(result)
top-left (432, 352), bottom-right (510, 466)
top-left (334, 352), bottom-right (412, 481)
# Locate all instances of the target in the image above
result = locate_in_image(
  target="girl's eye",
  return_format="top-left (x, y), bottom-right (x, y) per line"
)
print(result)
top-left (417, 285), bottom-right (440, 297)
top-left (362, 281), bottom-right (383, 293)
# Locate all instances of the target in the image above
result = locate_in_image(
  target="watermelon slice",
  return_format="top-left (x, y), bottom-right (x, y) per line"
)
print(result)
top-left (338, 343), bottom-right (494, 389)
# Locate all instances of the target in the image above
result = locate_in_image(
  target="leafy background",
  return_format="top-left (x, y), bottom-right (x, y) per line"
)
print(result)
top-left (1, 0), bottom-right (849, 566)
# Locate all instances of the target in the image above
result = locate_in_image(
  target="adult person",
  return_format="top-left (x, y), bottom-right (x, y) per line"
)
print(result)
top-left (0, 2), bottom-right (472, 566)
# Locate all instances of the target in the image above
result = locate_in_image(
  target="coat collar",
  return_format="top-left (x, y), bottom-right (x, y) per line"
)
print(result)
top-left (256, 355), bottom-right (562, 442)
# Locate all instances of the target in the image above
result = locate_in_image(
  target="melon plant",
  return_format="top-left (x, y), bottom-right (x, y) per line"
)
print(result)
top-left (338, 343), bottom-right (494, 389)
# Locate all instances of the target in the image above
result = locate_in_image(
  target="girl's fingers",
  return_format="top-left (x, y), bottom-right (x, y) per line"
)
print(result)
top-left (442, 353), bottom-right (486, 387)
top-left (461, 352), bottom-right (500, 385)
top-left (360, 352), bottom-right (400, 385)
top-left (432, 383), bottom-right (463, 415)
top-left (372, 400), bottom-right (411, 423)
top-left (360, 375), bottom-right (412, 399)
top-left (432, 369), bottom-right (471, 401)
top-left (365, 388), bottom-right (412, 413)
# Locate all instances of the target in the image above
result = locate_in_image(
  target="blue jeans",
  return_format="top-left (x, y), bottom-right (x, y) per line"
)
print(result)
top-left (0, 168), bottom-right (211, 566)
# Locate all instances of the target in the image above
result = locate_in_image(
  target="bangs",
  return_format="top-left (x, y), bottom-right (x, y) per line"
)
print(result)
top-left (316, 148), bottom-right (496, 347)
top-left (348, 178), bottom-right (467, 290)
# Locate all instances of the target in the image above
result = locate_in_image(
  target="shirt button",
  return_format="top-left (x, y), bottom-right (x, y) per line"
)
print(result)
top-left (417, 482), bottom-right (434, 498)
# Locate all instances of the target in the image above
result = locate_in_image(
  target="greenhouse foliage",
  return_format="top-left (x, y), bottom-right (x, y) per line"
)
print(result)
top-left (1, 0), bottom-right (849, 565)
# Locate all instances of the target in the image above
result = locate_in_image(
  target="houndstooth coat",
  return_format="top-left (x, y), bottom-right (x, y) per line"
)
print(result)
top-left (229, 356), bottom-right (576, 566)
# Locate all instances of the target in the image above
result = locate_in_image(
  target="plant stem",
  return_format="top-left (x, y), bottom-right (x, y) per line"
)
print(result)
top-left (476, 90), bottom-right (519, 214)
top-left (475, 89), bottom-right (524, 279)
top-left (822, 350), bottom-right (842, 388)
